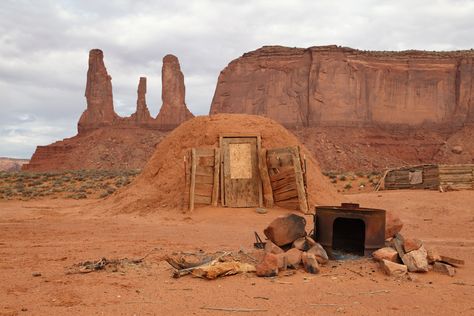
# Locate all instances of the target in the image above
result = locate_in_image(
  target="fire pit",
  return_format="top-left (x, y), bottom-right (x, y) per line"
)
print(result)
top-left (314, 203), bottom-right (385, 259)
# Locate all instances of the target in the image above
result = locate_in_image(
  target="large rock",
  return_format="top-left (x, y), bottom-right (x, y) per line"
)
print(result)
top-left (255, 253), bottom-right (279, 277)
top-left (433, 262), bottom-right (456, 277)
top-left (263, 214), bottom-right (307, 246)
top-left (156, 54), bottom-right (194, 130)
top-left (78, 49), bottom-right (118, 133)
top-left (427, 248), bottom-right (441, 264)
top-left (301, 252), bottom-right (320, 274)
top-left (210, 45), bottom-right (474, 128)
top-left (385, 211), bottom-right (404, 239)
top-left (276, 248), bottom-right (302, 269)
top-left (76, 50), bottom-right (194, 135)
top-left (403, 238), bottom-right (423, 253)
top-left (130, 77), bottom-right (153, 124)
top-left (264, 241), bottom-right (284, 255)
top-left (403, 245), bottom-right (429, 272)
top-left (307, 243), bottom-right (329, 264)
top-left (293, 236), bottom-right (317, 251)
top-left (379, 259), bottom-right (408, 277)
top-left (372, 247), bottom-right (399, 263)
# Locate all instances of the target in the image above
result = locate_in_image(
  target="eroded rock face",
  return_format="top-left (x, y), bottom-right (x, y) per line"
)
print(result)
top-left (130, 77), bottom-right (153, 124)
top-left (77, 50), bottom-right (193, 134)
top-left (210, 45), bottom-right (474, 128)
top-left (156, 54), bottom-right (194, 130)
top-left (78, 49), bottom-right (118, 133)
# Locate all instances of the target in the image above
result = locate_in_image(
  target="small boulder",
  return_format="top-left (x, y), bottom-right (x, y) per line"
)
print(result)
top-left (403, 238), bottom-right (423, 253)
top-left (451, 145), bottom-right (463, 154)
top-left (301, 252), bottom-right (320, 274)
top-left (427, 248), bottom-right (441, 264)
top-left (284, 248), bottom-right (302, 268)
top-left (372, 247), bottom-right (399, 263)
top-left (439, 255), bottom-right (465, 267)
top-left (256, 253), bottom-right (279, 277)
top-left (307, 243), bottom-right (329, 264)
top-left (379, 259), bottom-right (407, 277)
top-left (402, 245), bottom-right (429, 272)
top-left (433, 262), bottom-right (456, 277)
top-left (385, 210), bottom-right (404, 239)
top-left (292, 236), bottom-right (317, 251)
top-left (264, 241), bottom-right (284, 255)
top-left (263, 214), bottom-right (307, 246)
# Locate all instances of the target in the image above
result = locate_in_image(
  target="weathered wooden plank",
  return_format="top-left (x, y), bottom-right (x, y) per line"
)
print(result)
top-left (195, 148), bottom-right (215, 157)
top-left (195, 174), bottom-right (214, 185)
top-left (194, 195), bottom-right (212, 204)
top-left (189, 148), bottom-right (197, 212)
top-left (269, 168), bottom-right (295, 182)
top-left (195, 183), bottom-right (213, 197)
top-left (198, 156), bottom-right (215, 167)
top-left (273, 182), bottom-right (298, 195)
top-left (292, 146), bottom-right (309, 213)
top-left (211, 148), bottom-right (220, 206)
top-left (271, 176), bottom-right (297, 191)
top-left (258, 148), bottom-right (273, 208)
top-left (195, 165), bottom-right (214, 176)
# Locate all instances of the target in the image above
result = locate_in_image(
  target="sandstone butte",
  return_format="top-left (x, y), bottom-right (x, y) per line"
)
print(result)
top-left (22, 49), bottom-right (193, 171)
top-left (78, 49), bottom-right (193, 133)
top-left (210, 45), bottom-right (474, 128)
top-left (23, 45), bottom-right (474, 172)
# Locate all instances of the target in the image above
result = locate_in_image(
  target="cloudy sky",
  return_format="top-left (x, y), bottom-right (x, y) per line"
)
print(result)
top-left (1, 0), bottom-right (473, 158)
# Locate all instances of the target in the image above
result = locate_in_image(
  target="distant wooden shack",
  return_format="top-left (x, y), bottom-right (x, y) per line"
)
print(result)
top-left (378, 164), bottom-right (474, 191)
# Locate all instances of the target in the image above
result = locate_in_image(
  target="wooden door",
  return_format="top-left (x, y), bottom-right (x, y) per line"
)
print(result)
top-left (266, 146), bottom-right (309, 213)
top-left (221, 137), bottom-right (261, 207)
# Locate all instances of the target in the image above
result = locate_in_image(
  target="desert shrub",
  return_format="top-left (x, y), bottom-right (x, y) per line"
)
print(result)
top-left (344, 182), bottom-right (352, 190)
top-left (67, 192), bottom-right (87, 199)
top-left (330, 179), bottom-right (337, 184)
top-left (339, 175), bottom-right (347, 181)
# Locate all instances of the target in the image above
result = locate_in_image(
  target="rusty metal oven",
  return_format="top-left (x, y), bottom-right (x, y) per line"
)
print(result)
top-left (314, 203), bottom-right (385, 258)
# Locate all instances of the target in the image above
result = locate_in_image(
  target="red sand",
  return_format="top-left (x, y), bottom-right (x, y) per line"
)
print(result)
top-left (110, 114), bottom-right (340, 214)
top-left (0, 190), bottom-right (473, 315)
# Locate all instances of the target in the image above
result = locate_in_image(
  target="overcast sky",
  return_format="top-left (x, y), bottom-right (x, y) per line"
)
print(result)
top-left (1, 0), bottom-right (473, 158)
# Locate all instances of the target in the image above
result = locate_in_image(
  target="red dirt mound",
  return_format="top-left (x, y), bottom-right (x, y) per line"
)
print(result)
top-left (110, 114), bottom-right (340, 214)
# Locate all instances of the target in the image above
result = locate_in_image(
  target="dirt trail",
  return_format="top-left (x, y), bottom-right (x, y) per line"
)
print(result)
top-left (0, 190), bottom-right (473, 315)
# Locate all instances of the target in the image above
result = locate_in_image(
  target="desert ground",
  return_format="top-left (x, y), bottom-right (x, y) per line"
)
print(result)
top-left (1, 190), bottom-right (473, 315)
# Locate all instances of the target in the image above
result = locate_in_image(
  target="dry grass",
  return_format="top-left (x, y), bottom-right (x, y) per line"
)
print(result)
top-left (322, 171), bottom-right (381, 194)
top-left (0, 169), bottom-right (140, 201)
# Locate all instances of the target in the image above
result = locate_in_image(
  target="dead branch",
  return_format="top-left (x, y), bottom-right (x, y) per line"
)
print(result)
top-left (200, 307), bottom-right (267, 312)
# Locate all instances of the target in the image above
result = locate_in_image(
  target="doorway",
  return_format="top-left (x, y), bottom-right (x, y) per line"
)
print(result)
top-left (220, 135), bottom-right (262, 207)
top-left (332, 217), bottom-right (365, 256)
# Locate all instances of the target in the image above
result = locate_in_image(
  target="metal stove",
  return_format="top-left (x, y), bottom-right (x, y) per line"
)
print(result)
top-left (314, 203), bottom-right (386, 258)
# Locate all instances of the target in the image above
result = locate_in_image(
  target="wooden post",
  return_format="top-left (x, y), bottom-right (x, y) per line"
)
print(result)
top-left (189, 148), bottom-right (197, 212)
top-left (211, 148), bottom-right (220, 206)
top-left (292, 146), bottom-right (309, 214)
top-left (258, 148), bottom-right (274, 208)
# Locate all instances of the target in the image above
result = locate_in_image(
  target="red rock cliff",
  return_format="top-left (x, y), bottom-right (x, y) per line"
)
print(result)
top-left (78, 49), bottom-right (118, 133)
top-left (210, 45), bottom-right (474, 128)
top-left (77, 50), bottom-right (193, 134)
top-left (156, 54), bottom-right (194, 130)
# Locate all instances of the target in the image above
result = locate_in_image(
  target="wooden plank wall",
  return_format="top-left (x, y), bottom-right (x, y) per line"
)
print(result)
top-left (439, 164), bottom-right (474, 190)
top-left (188, 148), bottom-right (220, 211)
top-left (384, 165), bottom-right (439, 190)
top-left (266, 146), bottom-right (308, 212)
